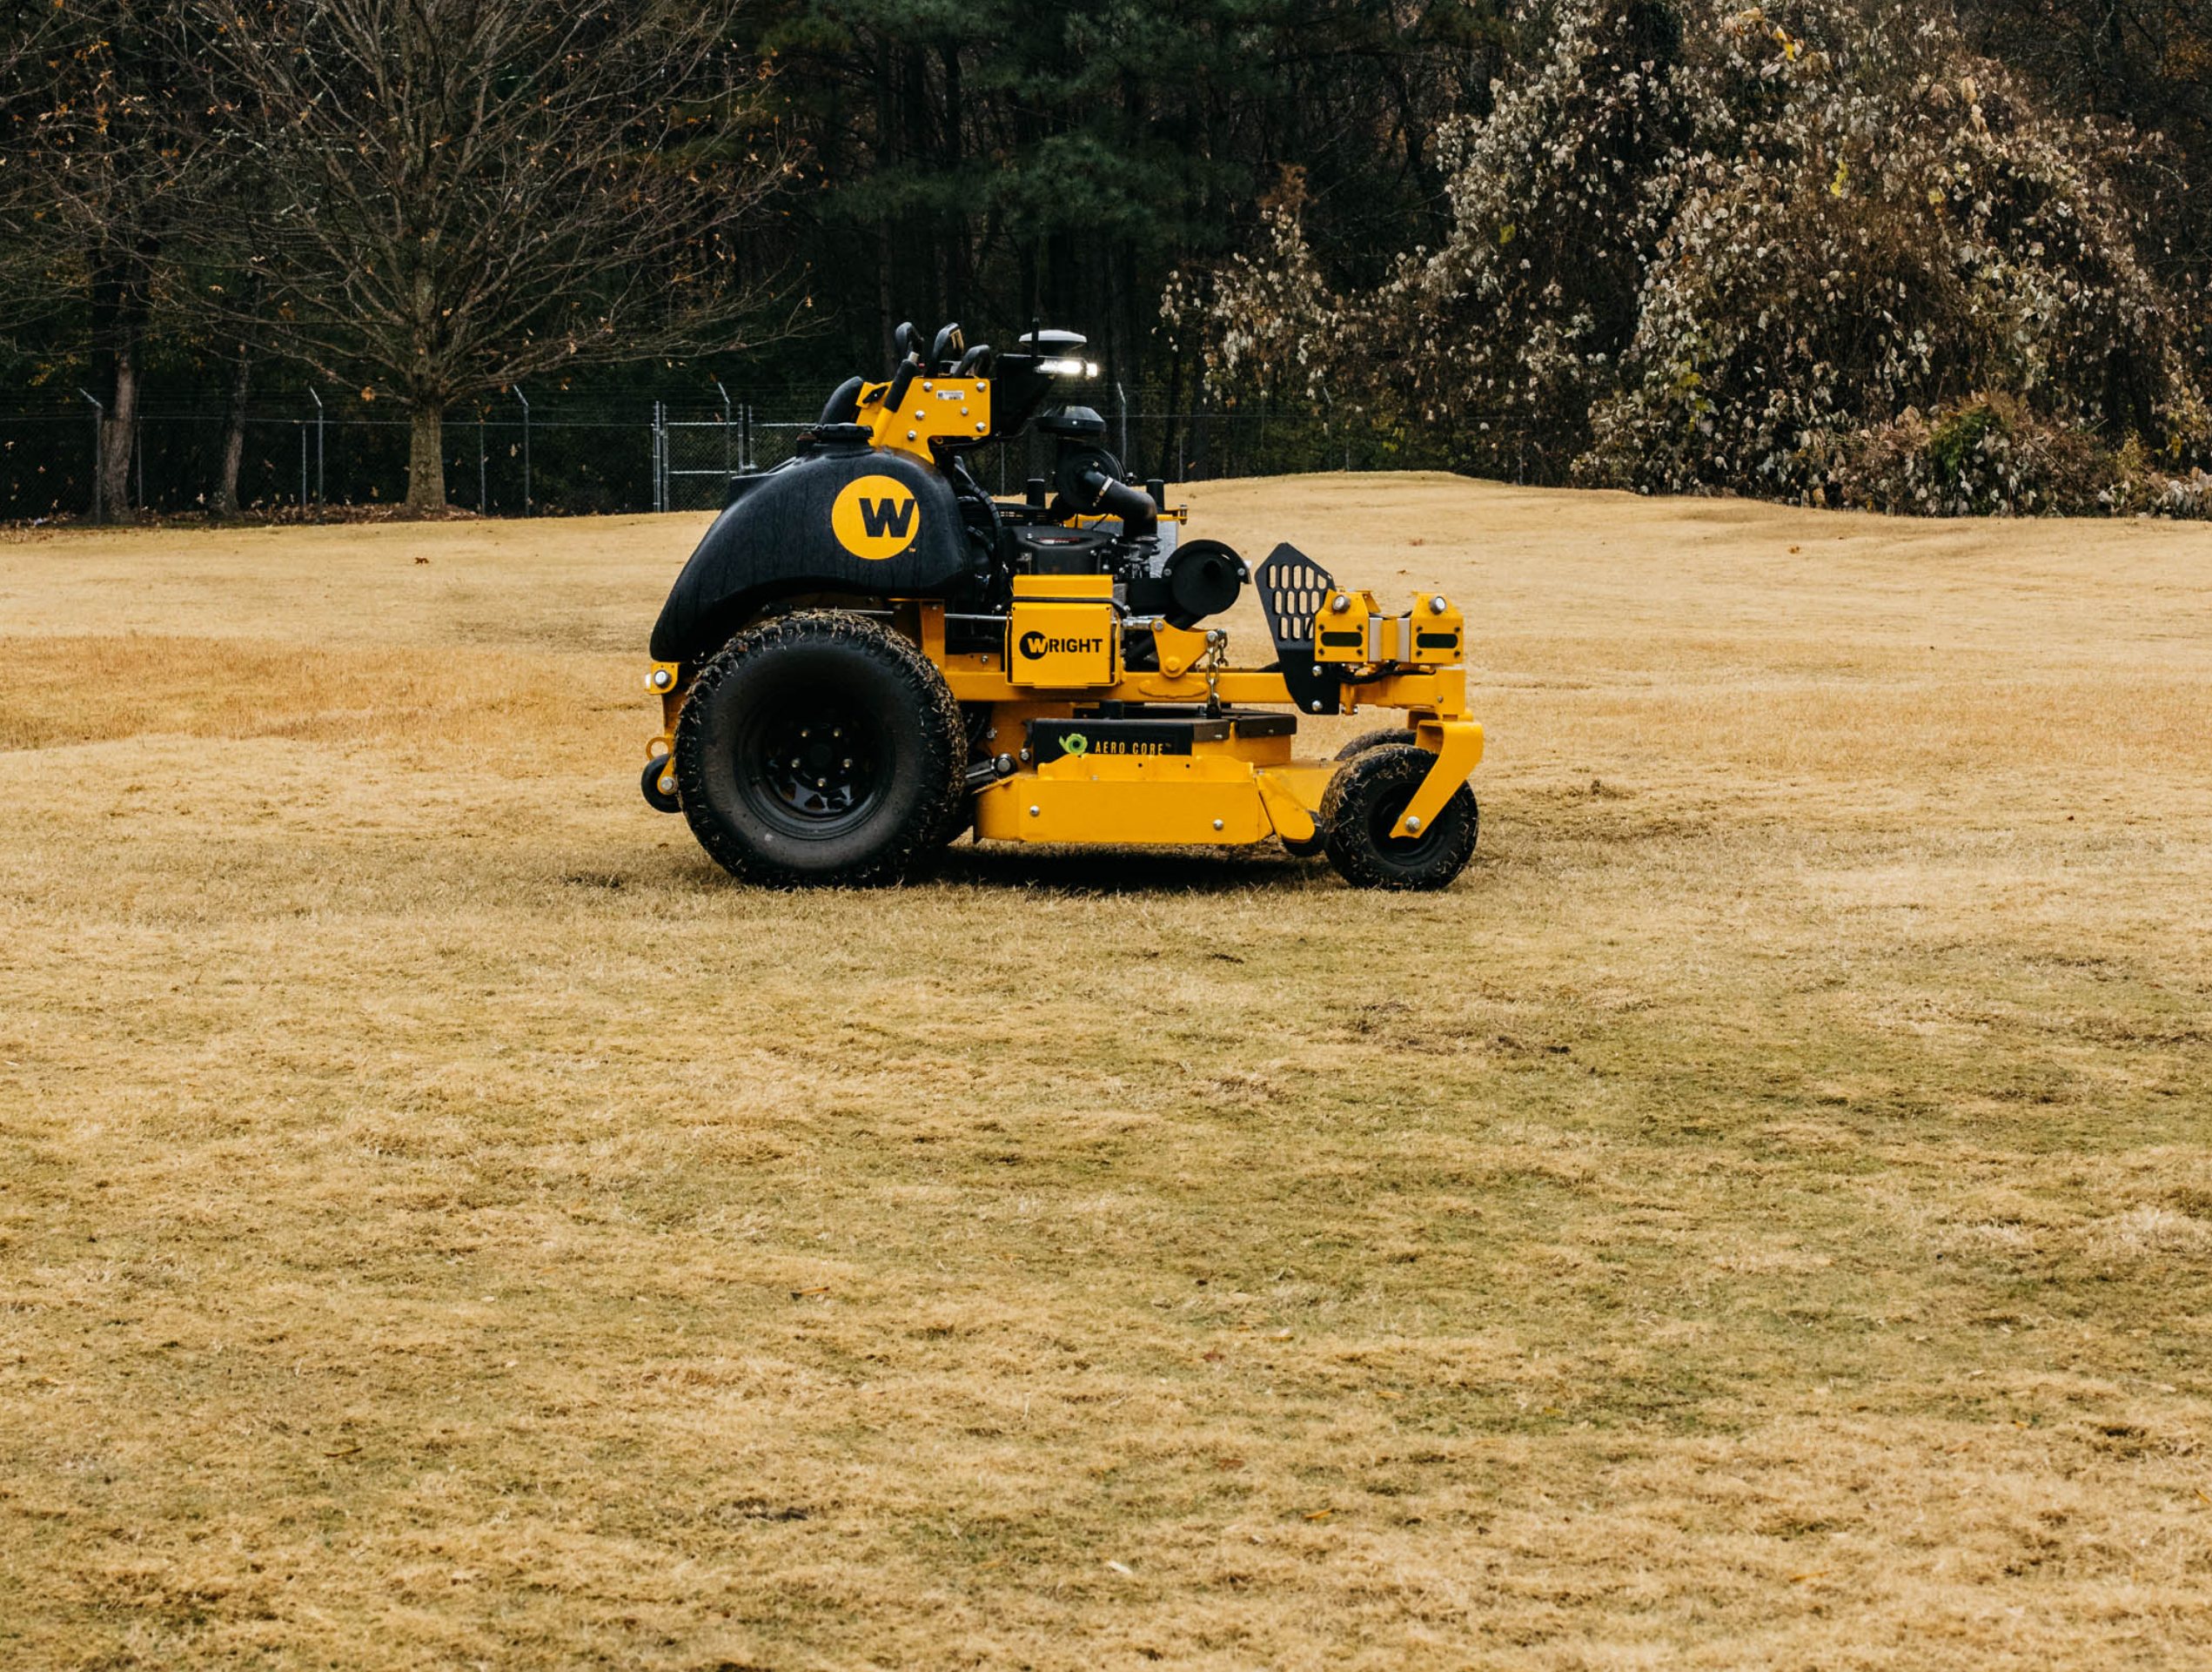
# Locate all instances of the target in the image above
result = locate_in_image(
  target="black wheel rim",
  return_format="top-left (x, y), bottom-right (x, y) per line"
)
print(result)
top-left (1366, 786), bottom-right (1441, 857)
top-left (738, 702), bottom-right (885, 837)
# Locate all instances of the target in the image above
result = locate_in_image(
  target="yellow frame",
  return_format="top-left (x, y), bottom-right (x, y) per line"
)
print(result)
top-left (649, 594), bottom-right (1481, 848)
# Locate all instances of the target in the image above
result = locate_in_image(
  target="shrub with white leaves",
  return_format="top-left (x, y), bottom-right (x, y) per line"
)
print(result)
top-left (1173, 0), bottom-right (2210, 516)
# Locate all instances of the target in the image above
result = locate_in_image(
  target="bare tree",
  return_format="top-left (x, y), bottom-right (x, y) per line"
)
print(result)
top-left (3, 2), bottom-right (198, 520)
top-left (187, 0), bottom-right (789, 510)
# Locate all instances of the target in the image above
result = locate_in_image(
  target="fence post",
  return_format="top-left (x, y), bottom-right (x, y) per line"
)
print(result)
top-left (298, 422), bottom-right (308, 509)
top-left (513, 385), bottom-right (530, 514)
top-left (77, 388), bottom-right (104, 523)
top-left (714, 379), bottom-right (732, 480)
top-left (651, 401), bottom-right (664, 514)
top-left (1116, 381), bottom-right (1129, 463)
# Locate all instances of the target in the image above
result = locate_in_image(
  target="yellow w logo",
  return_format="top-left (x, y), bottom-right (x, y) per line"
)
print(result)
top-left (857, 495), bottom-right (915, 540)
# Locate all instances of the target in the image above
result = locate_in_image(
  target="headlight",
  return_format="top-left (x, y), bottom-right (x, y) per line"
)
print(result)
top-left (1038, 358), bottom-right (1101, 378)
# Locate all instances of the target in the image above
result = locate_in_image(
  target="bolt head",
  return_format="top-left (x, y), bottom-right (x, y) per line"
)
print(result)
top-left (1404, 815), bottom-right (1423, 834)
top-left (1029, 804), bottom-right (1041, 817)
top-left (922, 381), bottom-right (934, 393)
top-left (975, 421), bottom-right (987, 433)
top-left (648, 668), bottom-right (673, 690)
top-left (657, 772), bottom-right (675, 796)
top-left (906, 429), bottom-right (917, 440)
top-left (1212, 818), bottom-right (1224, 831)
top-left (995, 754), bottom-right (1014, 774)
top-left (1310, 700), bottom-right (1324, 713)
top-left (1331, 594), bottom-right (1351, 613)
top-left (1430, 594), bottom-right (1448, 614)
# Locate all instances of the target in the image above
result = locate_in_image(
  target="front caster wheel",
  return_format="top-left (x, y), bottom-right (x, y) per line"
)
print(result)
top-left (641, 755), bottom-right (681, 814)
top-left (1321, 743), bottom-right (1478, 890)
top-left (1288, 727), bottom-right (1417, 849)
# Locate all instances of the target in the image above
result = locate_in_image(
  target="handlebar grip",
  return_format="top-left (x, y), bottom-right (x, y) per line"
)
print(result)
top-left (884, 358), bottom-right (921, 413)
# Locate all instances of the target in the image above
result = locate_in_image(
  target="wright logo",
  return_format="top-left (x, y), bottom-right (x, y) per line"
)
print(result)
top-left (1017, 630), bottom-right (1104, 660)
top-left (830, 473), bottom-right (922, 561)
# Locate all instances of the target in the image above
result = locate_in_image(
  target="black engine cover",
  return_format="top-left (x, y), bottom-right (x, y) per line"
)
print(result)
top-left (649, 436), bottom-right (975, 663)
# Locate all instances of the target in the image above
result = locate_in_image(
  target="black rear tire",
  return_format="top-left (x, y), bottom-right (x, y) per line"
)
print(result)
top-left (674, 611), bottom-right (964, 886)
top-left (927, 704), bottom-right (991, 849)
top-left (1321, 743), bottom-right (1478, 891)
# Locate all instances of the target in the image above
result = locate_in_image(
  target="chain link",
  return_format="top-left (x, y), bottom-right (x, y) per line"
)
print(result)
top-left (1201, 629), bottom-right (1228, 715)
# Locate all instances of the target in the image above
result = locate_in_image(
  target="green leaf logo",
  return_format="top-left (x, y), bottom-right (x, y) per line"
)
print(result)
top-left (1060, 732), bottom-right (1089, 756)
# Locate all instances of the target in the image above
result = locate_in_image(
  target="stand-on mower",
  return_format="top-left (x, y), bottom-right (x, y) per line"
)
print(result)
top-left (640, 323), bottom-right (1485, 890)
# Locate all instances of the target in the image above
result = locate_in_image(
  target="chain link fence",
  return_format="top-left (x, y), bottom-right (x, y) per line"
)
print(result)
top-left (3, 385), bottom-right (1525, 521)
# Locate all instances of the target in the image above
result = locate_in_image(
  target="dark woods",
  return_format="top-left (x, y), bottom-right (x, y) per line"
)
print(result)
top-left (3, 0), bottom-right (2209, 517)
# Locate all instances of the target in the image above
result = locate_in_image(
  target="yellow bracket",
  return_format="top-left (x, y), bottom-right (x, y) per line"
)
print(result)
top-left (1256, 765), bottom-right (1331, 843)
top-left (858, 376), bottom-right (992, 460)
top-left (1395, 720), bottom-right (1485, 837)
top-left (1150, 622), bottom-right (1211, 676)
top-left (646, 661), bottom-right (686, 734)
top-left (1313, 590), bottom-right (1377, 664)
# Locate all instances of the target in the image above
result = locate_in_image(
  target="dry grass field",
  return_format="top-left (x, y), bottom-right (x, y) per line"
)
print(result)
top-left (3, 474), bottom-right (2210, 1669)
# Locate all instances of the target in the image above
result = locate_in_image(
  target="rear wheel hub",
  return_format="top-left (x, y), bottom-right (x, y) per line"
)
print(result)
top-left (750, 710), bottom-right (881, 829)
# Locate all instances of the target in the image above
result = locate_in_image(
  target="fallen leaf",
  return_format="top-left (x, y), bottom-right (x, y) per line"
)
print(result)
top-left (1106, 1560), bottom-right (1134, 1576)
top-left (1304, 1508), bottom-right (1333, 1522)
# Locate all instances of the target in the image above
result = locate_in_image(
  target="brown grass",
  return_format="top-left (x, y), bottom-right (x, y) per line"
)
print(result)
top-left (3, 475), bottom-right (2210, 1669)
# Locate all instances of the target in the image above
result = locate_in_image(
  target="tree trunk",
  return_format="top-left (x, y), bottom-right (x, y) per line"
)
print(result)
top-left (406, 403), bottom-right (446, 512)
top-left (212, 337), bottom-right (251, 516)
top-left (88, 240), bottom-right (158, 522)
top-left (101, 345), bottom-right (140, 520)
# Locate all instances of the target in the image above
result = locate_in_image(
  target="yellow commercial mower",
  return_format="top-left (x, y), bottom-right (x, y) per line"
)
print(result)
top-left (640, 323), bottom-right (1484, 890)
